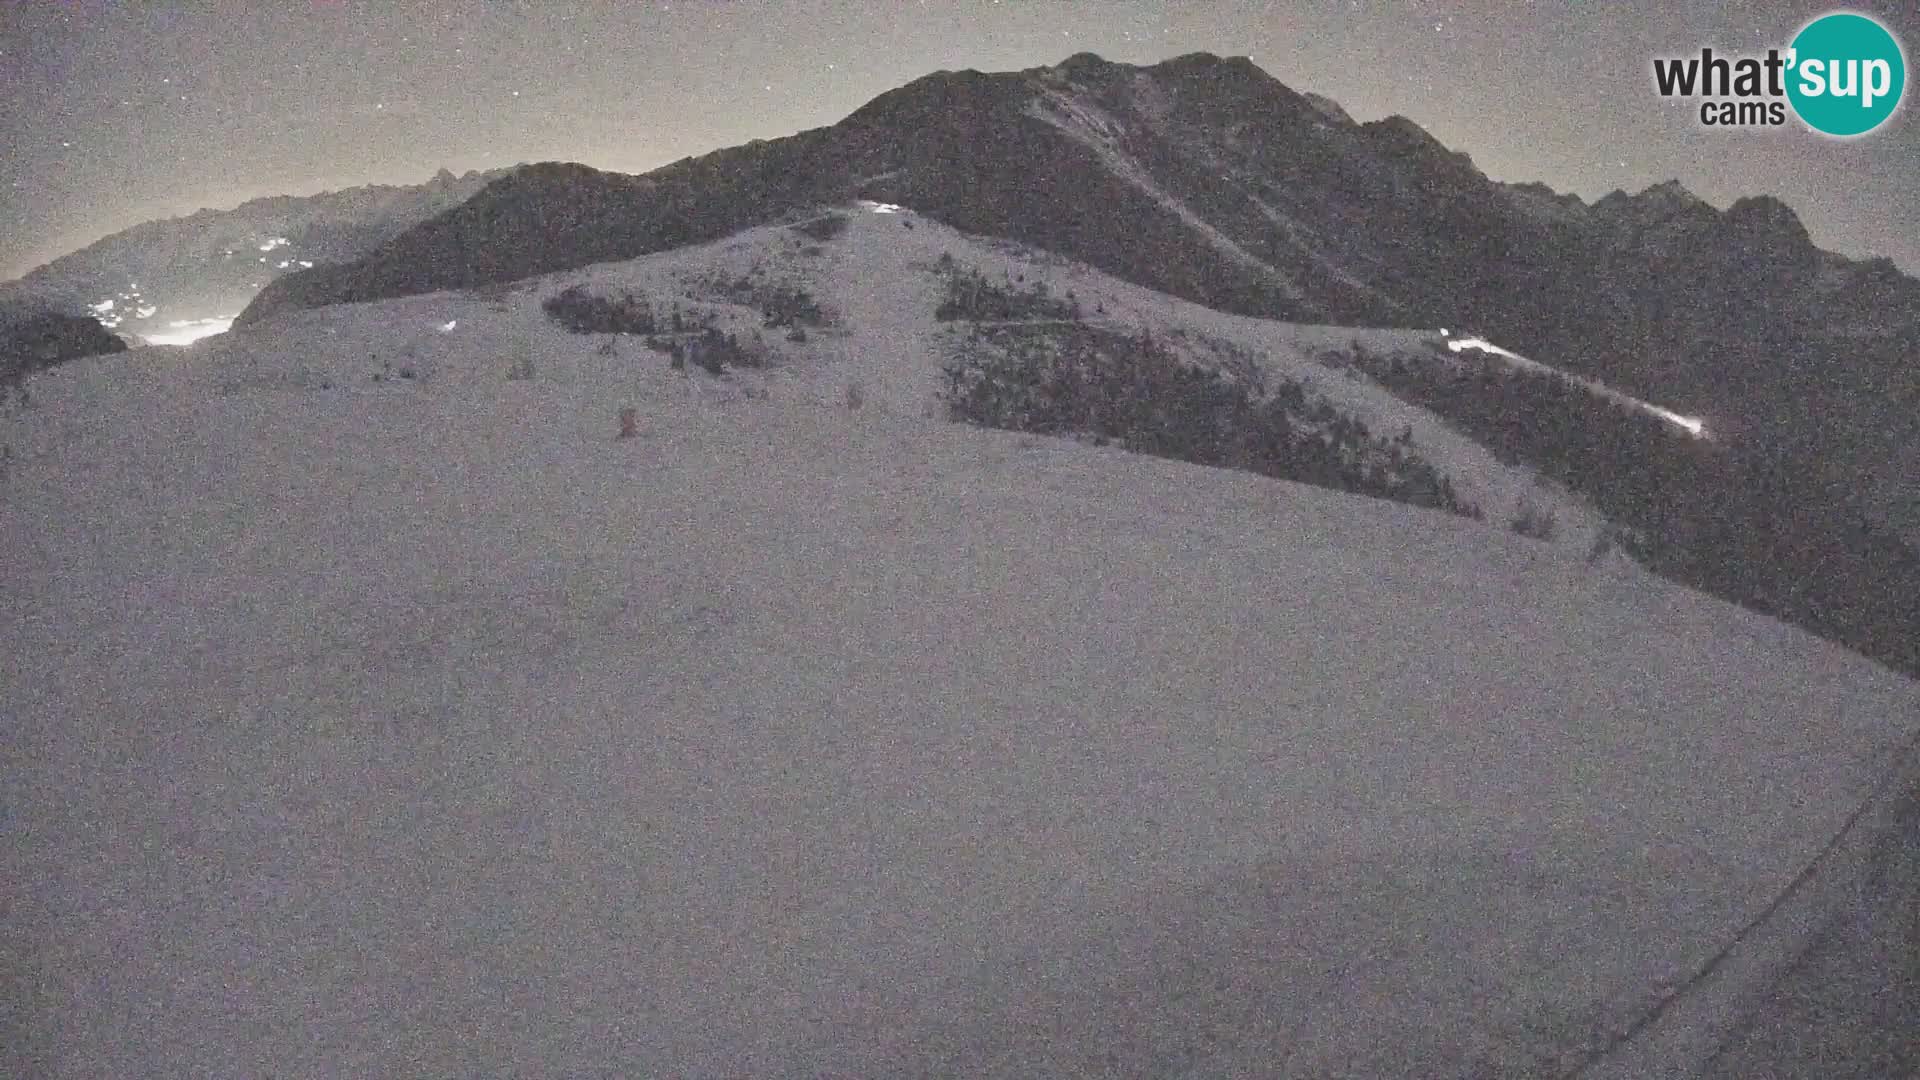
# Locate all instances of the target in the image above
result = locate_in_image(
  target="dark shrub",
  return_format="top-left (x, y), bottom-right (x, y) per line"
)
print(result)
top-left (791, 213), bottom-right (850, 242)
top-left (542, 285), bottom-right (657, 335)
top-left (759, 284), bottom-right (826, 328)
top-left (684, 327), bottom-right (751, 375)
top-left (935, 265), bottom-right (1080, 322)
top-left (1510, 497), bottom-right (1559, 540)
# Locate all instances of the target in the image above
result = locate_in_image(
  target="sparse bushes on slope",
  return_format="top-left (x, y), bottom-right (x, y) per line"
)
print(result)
top-left (1342, 340), bottom-right (1920, 678)
top-left (1509, 496), bottom-right (1559, 541)
top-left (689, 328), bottom-right (750, 374)
top-left (701, 272), bottom-right (831, 329)
top-left (642, 327), bottom-right (762, 375)
top-left (757, 284), bottom-right (827, 329)
top-left (790, 213), bottom-right (850, 242)
top-left (941, 324), bottom-right (1479, 519)
top-left (541, 286), bottom-right (775, 375)
top-left (935, 262), bottom-right (1083, 322)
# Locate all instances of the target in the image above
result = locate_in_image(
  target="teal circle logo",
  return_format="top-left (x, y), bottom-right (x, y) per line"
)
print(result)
top-left (1786, 12), bottom-right (1906, 136)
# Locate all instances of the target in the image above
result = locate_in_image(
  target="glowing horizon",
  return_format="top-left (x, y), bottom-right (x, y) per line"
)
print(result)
top-left (141, 316), bottom-right (234, 346)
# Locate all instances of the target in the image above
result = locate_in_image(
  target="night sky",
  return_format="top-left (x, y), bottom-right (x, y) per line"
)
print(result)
top-left (4, 0), bottom-right (1918, 280)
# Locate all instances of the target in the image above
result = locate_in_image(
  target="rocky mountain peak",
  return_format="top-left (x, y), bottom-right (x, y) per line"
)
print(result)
top-left (1724, 194), bottom-right (1812, 248)
top-left (1302, 92), bottom-right (1357, 126)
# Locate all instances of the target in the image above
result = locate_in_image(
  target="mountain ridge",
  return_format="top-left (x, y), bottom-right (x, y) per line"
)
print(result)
top-left (14, 50), bottom-right (1916, 538)
top-left (226, 52), bottom-right (1920, 538)
top-left (1, 167), bottom-right (512, 341)
top-left (239, 53), bottom-right (1920, 350)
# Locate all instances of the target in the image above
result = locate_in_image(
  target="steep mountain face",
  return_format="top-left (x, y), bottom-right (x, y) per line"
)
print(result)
top-left (237, 54), bottom-right (1406, 329)
top-left (236, 52), bottom-right (1919, 528)
top-left (2, 168), bottom-right (509, 341)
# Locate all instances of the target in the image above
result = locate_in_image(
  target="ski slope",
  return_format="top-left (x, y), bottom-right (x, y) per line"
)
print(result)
top-left (4, 209), bottom-right (1917, 1077)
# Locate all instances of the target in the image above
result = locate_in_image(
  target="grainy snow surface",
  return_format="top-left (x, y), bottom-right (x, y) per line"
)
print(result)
top-left (5, 209), bottom-right (1916, 1077)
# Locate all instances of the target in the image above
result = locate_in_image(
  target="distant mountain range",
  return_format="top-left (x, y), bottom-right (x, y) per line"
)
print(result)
top-left (11, 51), bottom-right (1917, 535)
top-left (233, 52), bottom-right (1919, 535)
top-left (0, 167), bottom-right (509, 343)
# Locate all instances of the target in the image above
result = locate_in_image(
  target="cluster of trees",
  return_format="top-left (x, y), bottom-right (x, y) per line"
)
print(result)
top-left (756, 283), bottom-right (827, 329)
top-left (542, 285), bottom-right (658, 335)
top-left (934, 257), bottom-right (1084, 322)
top-left (703, 273), bottom-right (828, 331)
top-left (542, 285), bottom-right (773, 375)
top-left (942, 324), bottom-right (1479, 519)
top-left (641, 327), bottom-right (762, 376)
top-left (1348, 342), bottom-right (1920, 678)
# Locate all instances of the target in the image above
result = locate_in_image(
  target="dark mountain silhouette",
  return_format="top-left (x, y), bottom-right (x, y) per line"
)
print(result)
top-left (234, 50), bottom-right (1916, 535)
top-left (1, 305), bottom-right (128, 389)
top-left (240, 54), bottom-right (1914, 397)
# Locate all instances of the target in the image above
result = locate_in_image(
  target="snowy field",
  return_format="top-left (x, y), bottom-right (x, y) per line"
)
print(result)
top-left (4, 210), bottom-right (1918, 1076)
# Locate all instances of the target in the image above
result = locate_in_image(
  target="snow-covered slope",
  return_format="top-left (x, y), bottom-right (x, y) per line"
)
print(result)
top-left (219, 207), bottom-right (1611, 548)
top-left (5, 209), bottom-right (1918, 1077)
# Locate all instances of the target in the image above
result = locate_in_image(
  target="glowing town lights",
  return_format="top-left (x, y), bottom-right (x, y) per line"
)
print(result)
top-left (142, 317), bottom-right (234, 346)
top-left (258, 237), bottom-right (289, 252)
